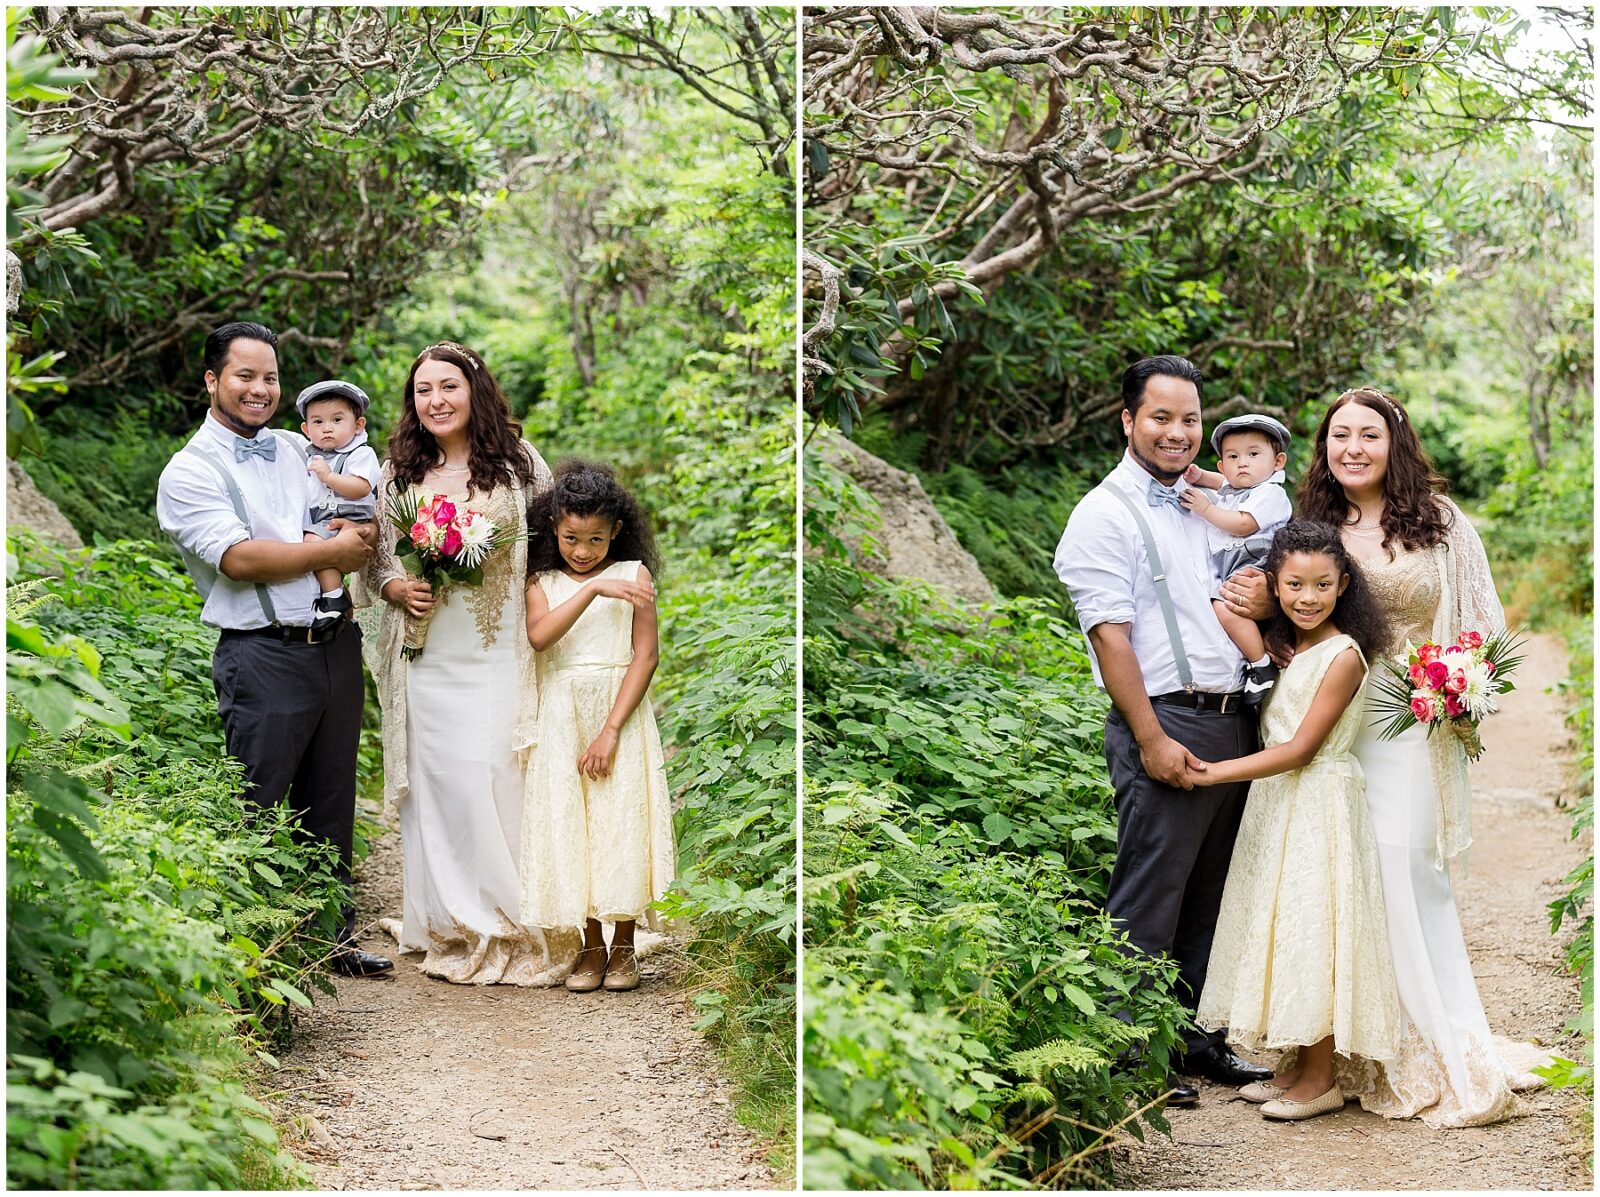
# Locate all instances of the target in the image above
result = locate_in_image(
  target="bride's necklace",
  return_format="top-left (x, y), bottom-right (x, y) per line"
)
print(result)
top-left (430, 460), bottom-right (470, 473)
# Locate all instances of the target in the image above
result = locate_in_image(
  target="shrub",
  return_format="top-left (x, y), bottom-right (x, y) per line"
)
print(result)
top-left (802, 459), bottom-right (1185, 1189)
top-left (7, 536), bottom-right (357, 1189)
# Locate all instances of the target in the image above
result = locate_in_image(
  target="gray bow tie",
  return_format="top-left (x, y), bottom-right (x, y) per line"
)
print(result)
top-left (1217, 482), bottom-right (1247, 499)
top-left (1147, 479), bottom-right (1183, 510)
top-left (234, 436), bottom-right (277, 463)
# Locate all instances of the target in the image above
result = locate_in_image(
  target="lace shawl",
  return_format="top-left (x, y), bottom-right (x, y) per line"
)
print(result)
top-left (354, 441), bottom-right (554, 814)
top-left (1426, 497), bottom-right (1506, 869)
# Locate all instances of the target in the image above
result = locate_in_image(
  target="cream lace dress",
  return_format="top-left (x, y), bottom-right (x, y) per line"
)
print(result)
top-left (1197, 634), bottom-right (1402, 1067)
top-left (1335, 501), bottom-right (1548, 1126)
top-left (520, 560), bottom-right (676, 929)
top-left (358, 446), bottom-right (580, 985)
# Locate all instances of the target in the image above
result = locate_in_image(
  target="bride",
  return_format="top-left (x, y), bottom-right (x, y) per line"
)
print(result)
top-left (362, 341), bottom-right (579, 984)
top-left (1222, 385), bottom-right (1546, 1126)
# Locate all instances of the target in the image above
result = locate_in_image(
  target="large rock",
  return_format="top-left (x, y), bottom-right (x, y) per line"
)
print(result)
top-left (818, 431), bottom-right (995, 606)
top-left (7, 458), bottom-right (84, 550)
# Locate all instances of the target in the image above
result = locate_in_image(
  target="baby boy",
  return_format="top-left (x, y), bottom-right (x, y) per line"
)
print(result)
top-left (1181, 413), bottom-right (1292, 705)
top-left (297, 380), bottom-right (381, 628)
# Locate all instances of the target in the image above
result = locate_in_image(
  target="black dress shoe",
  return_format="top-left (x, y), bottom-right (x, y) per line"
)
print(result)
top-left (1162, 1075), bottom-right (1199, 1106)
top-left (331, 946), bottom-right (394, 977)
top-left (1179, 1044), bottom-right (1273, 1086)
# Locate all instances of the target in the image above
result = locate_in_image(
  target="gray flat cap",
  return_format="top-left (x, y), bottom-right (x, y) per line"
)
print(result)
top-left (1211, 413), bottom-right (1290, 455)
top-left (296, 379), bottom-right (370, 417)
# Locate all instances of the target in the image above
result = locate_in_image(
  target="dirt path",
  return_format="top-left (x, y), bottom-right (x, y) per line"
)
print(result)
top-left (274, 816), bottom-right (780, 1190)
top-left (1114, 631), bottom-right (1592, 1191)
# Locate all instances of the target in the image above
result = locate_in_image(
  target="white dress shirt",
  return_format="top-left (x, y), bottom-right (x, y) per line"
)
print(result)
top-left (1053, 451), bottom-right (1245, 695)
top-left (156, 413), bottom-right (319, 629)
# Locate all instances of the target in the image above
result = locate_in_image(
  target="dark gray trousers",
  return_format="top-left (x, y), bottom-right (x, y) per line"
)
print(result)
top-left (213, 624), bottom-right (363, 940)
top-left (1103, 702), bottom-right (1257, 1054)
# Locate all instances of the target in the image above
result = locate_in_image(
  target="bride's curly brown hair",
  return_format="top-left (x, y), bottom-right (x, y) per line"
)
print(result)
top-left (527, 459), bottom-right (660, 577)
top-left (1297, 385), bottom-right (1453, 554)
top-left (1260, 521), bottom-right (1390, 663)
top-left (385, 342), bottom-right (538, 495)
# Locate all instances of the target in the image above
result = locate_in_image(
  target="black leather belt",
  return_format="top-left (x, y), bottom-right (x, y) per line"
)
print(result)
top-left (222, 619), bottom-right (345, 646)
top-left (1151, 690), bottom-right (1247, 715)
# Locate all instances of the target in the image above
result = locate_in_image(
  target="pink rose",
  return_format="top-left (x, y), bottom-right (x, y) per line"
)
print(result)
top-left (1446, 670), bottom-right (1468, 695)
top-left (1444, 695), bottom-right (1465, 718)
top-left (434, 500), bottom-right (457, 525)
top-left (1458, 631), bottom-right (1484, 649)
top-left (410, 520), bottom-right (431, 548)
top-left (441, 527), bottom-right (463, 558)
top-left (1411, 697), bottom-right (1436, 723)
top-left (1425, 660), bottom-right (1449, 689)
top-left (1484, 659), bottom-right (1496, 676)
top-left (1408, 663), bottom-right (1425, 685)
top-left (1418, 642), bottom-right (1442, 665)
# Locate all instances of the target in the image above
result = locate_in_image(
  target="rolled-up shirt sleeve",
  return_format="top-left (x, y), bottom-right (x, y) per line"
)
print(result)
top-left (1054, 493), bottom-right (1137, 633)
top-left (155, 458), bottom-right (250, 569)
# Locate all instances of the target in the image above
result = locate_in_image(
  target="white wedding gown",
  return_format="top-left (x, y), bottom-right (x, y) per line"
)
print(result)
top-left (363, 465), bottom-right (579, 985)
top-left (1336, 537), bottom-right (1547, 1126)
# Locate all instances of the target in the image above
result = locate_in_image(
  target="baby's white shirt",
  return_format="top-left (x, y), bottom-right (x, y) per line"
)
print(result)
top-left (1202, 471), bottom-right (1291, 554)
top-left (306, 428), bottom-right (381, 512)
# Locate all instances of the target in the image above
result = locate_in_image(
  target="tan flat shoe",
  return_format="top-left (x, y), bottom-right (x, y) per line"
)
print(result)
top-left (1261, 1084), bottom-right (1345, 1121)
top-left (1239, 1079), bottom-right (1290, 1104)
top-left (602, 945), bottom-right (640, 991)
top-left (565, 945), bottom-right (607, 993)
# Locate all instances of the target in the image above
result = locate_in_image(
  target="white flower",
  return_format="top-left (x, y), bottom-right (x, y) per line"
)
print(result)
top-left (1461, 662), bottom-right (1500, 719)
top-left (454, 510), bottom-right (496, 568)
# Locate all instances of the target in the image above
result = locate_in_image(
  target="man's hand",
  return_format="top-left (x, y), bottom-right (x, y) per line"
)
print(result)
top-left (324, 524), bottom-right (375, 572)
top-left (326, 518), bottom-right (379, 548)
top-left (1179, 488), bottom-right (1213, 515)
top-left (1139, 733), bottom-right (1208, 791)
top-left (1218, 566), bottom-right (1272, 620)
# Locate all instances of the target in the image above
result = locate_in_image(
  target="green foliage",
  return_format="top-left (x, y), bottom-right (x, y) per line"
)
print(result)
top-left (803, 460), bottom-right (1185, 1189)
top-left (6, 537), bottom-right (361, 1190)
top-left (1538, 621), bottom-right (1595, 1109)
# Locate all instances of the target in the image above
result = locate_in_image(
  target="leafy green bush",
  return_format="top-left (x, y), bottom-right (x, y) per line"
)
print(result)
top-left (1539, 621), bottom-right (1595, 1111)
top-left (803, 460), bottom-right (1185, 1189)
top-left (6, 536), bottom-right (361, 1189)
top-left (1480, 448), bottom-right (1593, 627)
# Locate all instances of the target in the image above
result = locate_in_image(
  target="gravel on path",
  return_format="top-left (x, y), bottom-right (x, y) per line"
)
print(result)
top-left (274, 811), bottom-right (781, 1190)
top-left (1111, 630), bottom-right (1592, 1191)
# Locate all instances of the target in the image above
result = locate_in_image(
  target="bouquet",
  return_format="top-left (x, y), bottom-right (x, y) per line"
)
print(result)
top-left (1370, 629), bottom-right (1526, 760)
top-left (388, 490), bottom-right (518, 658)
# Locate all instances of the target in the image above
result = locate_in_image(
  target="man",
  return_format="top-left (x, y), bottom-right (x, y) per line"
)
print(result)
top-left (1053, 355), bottom-right (1272, 1103)
top-left (156, 321), bottom-right (392, 977)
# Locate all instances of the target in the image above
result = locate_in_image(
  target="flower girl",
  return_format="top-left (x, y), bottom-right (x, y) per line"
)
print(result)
top-left (521, 460), bottom-right (675, 993)
top-left (1194, 521), bottom-right (1403, 1120)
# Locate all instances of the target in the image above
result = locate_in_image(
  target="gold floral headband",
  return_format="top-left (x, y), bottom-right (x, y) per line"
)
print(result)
top-left (1341, 385), bottom-right (1405, 425)
top-left (417, 341), bottom-right (482, 371)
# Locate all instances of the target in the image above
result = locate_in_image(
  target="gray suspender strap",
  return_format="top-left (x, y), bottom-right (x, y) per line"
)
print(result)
top-left (270, 429), bottom-right (310, 466)
top-left (181, 439), bottom-right (279, 625)
top-left (1107, 484), bottom-right (1194, 691)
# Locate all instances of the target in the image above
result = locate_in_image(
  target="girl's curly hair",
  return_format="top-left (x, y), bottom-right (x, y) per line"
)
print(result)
top-left (1297, 385), bottom-right (1452, 554)
top-left (385, 341), bottom-right (538, 495)
top-left (527, 458), bottom-right (660, 577)
top-left (1260, 520), bottom-right (1390, 664)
